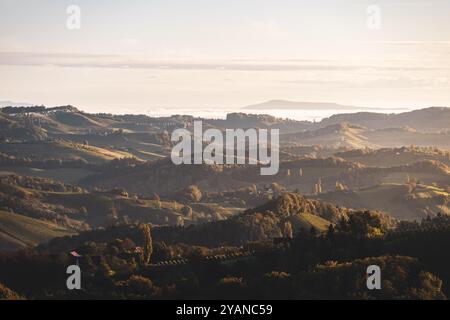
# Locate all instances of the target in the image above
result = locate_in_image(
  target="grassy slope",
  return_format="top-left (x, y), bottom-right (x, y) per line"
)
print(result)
top-left (0, 140), bottom-right (133, 163)
top-left (51, 133), bottom-right (169, 162)
top-left (42, 192), bottom-right (190, 227)
top-left (0, 210), bottom-right (75, 252)
top-left (289, 213), bottom-right (331, 232)
top-left (283, 124), bottom-right (373, 149)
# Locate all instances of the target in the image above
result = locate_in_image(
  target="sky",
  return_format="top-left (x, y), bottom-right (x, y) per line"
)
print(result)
top-left (1, 0), bottom-right (450, 116)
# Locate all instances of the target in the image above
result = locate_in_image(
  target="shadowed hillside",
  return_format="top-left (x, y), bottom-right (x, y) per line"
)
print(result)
top-left (335, 147), bottom-right (450, 167)
top-left (313, 183), bottom-right (450, 221)
top-left (0, 210), bottom-right (75, 252)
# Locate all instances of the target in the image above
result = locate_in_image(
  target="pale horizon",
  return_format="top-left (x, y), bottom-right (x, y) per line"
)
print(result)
top-left (1, 0), bottom-right (450, 115)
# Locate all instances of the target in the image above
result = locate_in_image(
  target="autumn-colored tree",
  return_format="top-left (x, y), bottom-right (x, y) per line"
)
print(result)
top-left (270, 183), bottom-right (284, 194)
top-left (98, 256), bottom-right (115, 277)
top-left (0, 283), bottom-right (23, 300)
top-left (283, 221), bottom-right (293, 238)
top-left (176, 185), bottom-right (203, 202)
top-left (116, 275), bottom-right (154, 297)
top-left (339, 210), bottom-right (386, 239)
top-left (335, 180), bottom-right (346, 191)
top-left (181, 206), bottom-right (193, 218)
top-left (139, 224), bottom-right (153, 265)
top-left (316, 178), bottom-right (323, 194)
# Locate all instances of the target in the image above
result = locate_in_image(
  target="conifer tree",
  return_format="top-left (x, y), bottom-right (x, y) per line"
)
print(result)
top-left (140, 224), bottom-right (153, 265)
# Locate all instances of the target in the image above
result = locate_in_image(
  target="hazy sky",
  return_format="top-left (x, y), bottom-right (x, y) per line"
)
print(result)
top-left (1, 0), bottom-right (450, 114)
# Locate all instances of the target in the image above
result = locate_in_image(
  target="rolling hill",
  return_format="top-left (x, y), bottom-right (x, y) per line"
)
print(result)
top-left (0, 174), bottom-right (246, 250)
top-left (281, 123), bottom-right (450, 149)
top-left (282, 123), bottom-right (371, 148)
top-left (319, 107), bottom-right (450, 132)
top-left (244, 100), bottom-right (362, 110)
top-left (0, 112), bottom-right (47, 141)
top-left (313, 183), bottom-right (450, 221)
top-left (0, 140), bottom-right (134, 164)
top-left (335, 147), bottom-right (450, 167)
top-left (0, 210), bottom-right (75, 252)
top-left (151, 192), bottom-right (393, 247)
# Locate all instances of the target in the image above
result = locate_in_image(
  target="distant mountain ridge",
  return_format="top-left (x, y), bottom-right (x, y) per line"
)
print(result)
top-left (2, 104), bottom-right (450, 149)
top-left (244, 100), bottom-right (362, 110)
top-left (3, 104), bottom-right (450, 132)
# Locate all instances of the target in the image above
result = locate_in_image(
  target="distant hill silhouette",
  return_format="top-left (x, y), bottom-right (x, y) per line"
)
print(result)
top-left (244, 100), bottom-right (362, 110)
